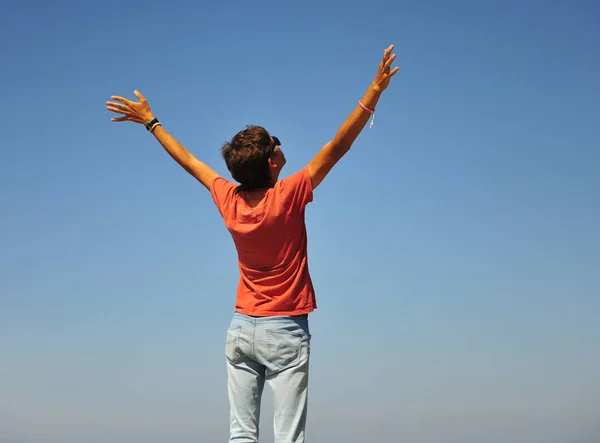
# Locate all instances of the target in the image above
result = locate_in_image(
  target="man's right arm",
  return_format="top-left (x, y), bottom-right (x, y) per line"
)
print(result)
top-left (150, 124), bottom-right (220, 190)
top-left (307, 45), bottom-right (399, 190)
top-left (106, 90), bottom-right (220, 190)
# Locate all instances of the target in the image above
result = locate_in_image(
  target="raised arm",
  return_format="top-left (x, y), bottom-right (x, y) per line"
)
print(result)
top-left (307, 45), bottom-right (399, 190)
top-left (106, 90), bottom-right (219, 190)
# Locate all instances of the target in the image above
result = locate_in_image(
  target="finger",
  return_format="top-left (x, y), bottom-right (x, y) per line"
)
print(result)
top-left (388, 66), bottom-right (400, 77)
top-left (384, 53), bottom-right (397, 69)
top-left (111, 116), bottom-right (144, 123)
top-left (106, 105), bottom-right (129, 115)
top-left (110, 95), bottom-right (133, 105)
top-left (106, 101), bottom-right (128, 109)
top-left (133, 90), bottom-right (146, 102)
top-left (382, 44), bottom-right (394, 61)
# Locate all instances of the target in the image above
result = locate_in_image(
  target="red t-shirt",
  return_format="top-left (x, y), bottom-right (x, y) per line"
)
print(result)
top-left (210, 167), bottom-right (316, 316)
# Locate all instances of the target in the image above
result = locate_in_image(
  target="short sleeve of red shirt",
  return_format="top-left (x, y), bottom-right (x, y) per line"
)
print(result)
top-left (210, 176), bottom-right (238, 217)
top-left (277, 166), bottom-right (313, 211)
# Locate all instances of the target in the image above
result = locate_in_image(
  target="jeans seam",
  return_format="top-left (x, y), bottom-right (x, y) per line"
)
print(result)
top-left (251, 321), bottom-right (256, 360)
top-left (225, 325), bottom-right (242, 364)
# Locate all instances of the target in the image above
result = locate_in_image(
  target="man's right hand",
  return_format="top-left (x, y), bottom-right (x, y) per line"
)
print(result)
top-left (106, 90), bottom-right (155, 126)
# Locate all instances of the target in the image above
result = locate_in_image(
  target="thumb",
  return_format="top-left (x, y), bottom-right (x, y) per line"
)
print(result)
top-left (134, 90), bottom-right (146, 102)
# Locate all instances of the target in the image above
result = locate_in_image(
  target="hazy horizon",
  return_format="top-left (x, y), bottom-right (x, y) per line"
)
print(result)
top-left (1, 1), bottom-right (599, 442)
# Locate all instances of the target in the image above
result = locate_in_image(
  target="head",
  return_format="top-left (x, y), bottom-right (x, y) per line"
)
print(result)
top-left (221, 125), bottom-right (286, 190)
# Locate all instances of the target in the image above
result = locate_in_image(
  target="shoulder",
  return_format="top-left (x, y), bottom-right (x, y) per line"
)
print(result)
top-left (278, 167), bottom-right (312, 189)
top-left (210, 175), bottom-right (239, 215)
top-left (275, 167), bottom-right (313, 208)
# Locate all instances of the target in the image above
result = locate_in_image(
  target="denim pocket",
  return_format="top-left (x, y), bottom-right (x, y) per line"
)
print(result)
top-left (225, 325), bottom-right (242, 364)
top-left (266, 329), bottom-right (302, 370)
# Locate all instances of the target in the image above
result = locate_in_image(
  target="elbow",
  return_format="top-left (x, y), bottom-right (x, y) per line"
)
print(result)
top-left (329, 139), bottom-right (351, 155)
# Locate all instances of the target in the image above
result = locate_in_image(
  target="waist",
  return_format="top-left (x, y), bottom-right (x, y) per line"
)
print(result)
top-left (246, 313), bottom-right (308, 319)
top-left (232, 312), bottom-right (309, 327)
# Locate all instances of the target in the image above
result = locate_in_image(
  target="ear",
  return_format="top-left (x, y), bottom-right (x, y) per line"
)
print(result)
top-left (268, 157), bottom-right (278, 169)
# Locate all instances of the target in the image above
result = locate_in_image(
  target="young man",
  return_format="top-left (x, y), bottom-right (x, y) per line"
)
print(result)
top-left (106, 45), bottom-right (398, 443)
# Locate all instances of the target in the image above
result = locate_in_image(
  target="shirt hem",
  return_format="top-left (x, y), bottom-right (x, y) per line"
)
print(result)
top-left (234, 306), bottom-right (316, 317)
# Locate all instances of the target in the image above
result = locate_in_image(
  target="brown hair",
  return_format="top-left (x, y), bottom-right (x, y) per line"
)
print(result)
top-left (221, 125), bottom-right (273, 190)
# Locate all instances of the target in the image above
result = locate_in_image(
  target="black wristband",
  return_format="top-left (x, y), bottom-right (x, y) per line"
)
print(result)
top-left (145, 117), bottom-right (159, 131)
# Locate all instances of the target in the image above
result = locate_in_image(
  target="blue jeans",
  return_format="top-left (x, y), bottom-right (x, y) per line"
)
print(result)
top-left (225, 312), bottom-right (311, 443)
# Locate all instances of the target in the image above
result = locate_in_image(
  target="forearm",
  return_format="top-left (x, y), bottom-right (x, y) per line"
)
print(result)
top-left (149, 123), bottom-right (219, 189)
top-left (331, 83), bottom-right (383, 151)
top-left (151, 124), bottom-right (197, 171)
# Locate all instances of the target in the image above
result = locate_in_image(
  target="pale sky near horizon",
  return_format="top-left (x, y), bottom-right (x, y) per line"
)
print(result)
top-left (1, 1), bottom-right (599, 442)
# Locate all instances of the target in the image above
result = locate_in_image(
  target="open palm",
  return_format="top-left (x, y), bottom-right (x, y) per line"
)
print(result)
top-left (105, 90), bottom-right (154, 125)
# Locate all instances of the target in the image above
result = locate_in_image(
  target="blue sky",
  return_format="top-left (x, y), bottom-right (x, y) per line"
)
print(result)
top-left (1, 1), bottom-right (599, 442)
